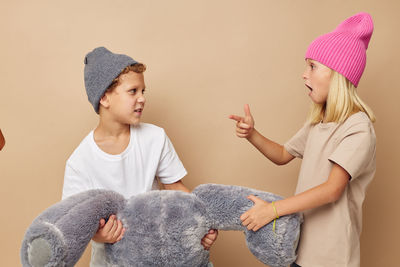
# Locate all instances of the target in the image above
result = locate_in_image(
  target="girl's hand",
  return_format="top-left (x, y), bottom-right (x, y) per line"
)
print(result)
top-left (201, 229), bottom-right (218, 250)
top-left (240, 195), bottom-right (275, 232)
top-left (229, 104), bottom-right (255, 138)
top-left (0, 129), bottom-right (5, 151)
top-left (92, 215), bottom-right (126, 244)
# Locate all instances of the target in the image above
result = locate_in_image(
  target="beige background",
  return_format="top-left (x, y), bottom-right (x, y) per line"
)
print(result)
top-left (1, 0), bottom-right (399, 266)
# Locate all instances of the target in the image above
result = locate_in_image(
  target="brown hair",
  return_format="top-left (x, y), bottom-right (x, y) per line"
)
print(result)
top-left (107, 63), bottom-right (146, 92)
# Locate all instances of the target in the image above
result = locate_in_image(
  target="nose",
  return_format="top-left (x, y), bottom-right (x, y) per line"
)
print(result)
top-left (302, 69), bottom-right (308, 80)
top-left (138, 94), bottom-right (146, 104)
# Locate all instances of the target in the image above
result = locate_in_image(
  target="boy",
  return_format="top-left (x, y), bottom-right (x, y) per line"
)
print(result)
top-left (62, 47), bottom-right (217, 266)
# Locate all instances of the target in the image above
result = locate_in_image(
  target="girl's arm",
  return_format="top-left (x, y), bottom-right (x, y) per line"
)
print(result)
top-left (229, 104), bottom-right (294, 165)
top-left (0, 129), bottom-right (5, 151)
top-left (247, 129), bottom-right (295, 165)
top-left (241, 163), bottom-right (350, 231)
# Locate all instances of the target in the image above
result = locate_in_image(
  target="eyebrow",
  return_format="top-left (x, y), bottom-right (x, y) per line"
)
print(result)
top-left (127, 86), bottom-right (146, 90)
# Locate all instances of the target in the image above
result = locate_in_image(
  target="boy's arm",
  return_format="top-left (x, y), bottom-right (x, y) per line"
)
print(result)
top-left (241, 163), bottom-right (350, 231)
top-left (162, 180), bottom-right (190, 193)
top-left (92, 215), bottom-right (125, 244)
top-left (229, 104), bottom-right (294, 165)
top-left (63, 162), bottom-right (124, 243)
top-left (62, 161), bottom-right (91, 199)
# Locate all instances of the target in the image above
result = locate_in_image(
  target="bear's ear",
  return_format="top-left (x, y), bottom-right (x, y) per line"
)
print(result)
top-left (21, 190), bottom-right (126, 267)
top-left (192, 184), bottom-right (301, 267)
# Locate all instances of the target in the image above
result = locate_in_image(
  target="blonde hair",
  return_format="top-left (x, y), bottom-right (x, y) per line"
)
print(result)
top-left (107, 63), bottom-right (146, 92)
top-left (308, 71), bottom-right (376, 124)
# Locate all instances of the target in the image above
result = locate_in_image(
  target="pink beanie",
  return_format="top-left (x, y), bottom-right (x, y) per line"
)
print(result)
top-left (305, 12), bottom-right (374, 87)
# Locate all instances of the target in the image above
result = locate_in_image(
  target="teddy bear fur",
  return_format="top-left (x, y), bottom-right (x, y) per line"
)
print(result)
top-left (21, 184), bottom-right (301, 267)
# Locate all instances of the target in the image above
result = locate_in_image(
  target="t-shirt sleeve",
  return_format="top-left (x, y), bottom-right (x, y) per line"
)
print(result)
top-left (62, 160), bottom-right (91, 200)
top-left (284, 123), bottom-right (311, 159)
top-left (329, 122), bottom-right (376, 179)
top-left (156, 131), bottom-right (187, 184)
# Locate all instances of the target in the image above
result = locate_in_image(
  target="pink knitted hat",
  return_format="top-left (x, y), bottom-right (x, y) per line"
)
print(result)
top-left (305, 12), bottom-right (374, 87)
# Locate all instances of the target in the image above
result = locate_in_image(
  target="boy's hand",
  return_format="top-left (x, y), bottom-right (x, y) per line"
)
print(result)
top-left (92, 215), bottom-right (125, 244)
top-left (201, 229), bottom-right (218, 250)
top-left (229, 104), bottom-right (255, 139)
top-left (240, 195), bottom-right (275, 232)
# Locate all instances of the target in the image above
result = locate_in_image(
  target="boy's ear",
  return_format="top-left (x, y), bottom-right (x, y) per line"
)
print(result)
top-left (99, 92), bottom-right (111, 109)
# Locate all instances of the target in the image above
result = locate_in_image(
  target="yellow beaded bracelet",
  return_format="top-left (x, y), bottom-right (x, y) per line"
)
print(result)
top-left (271, 201), bottom-right (279, 233)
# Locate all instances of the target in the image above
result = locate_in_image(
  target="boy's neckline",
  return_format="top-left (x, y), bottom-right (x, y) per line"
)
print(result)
top-left (91, 125), bottom-right (135, 158)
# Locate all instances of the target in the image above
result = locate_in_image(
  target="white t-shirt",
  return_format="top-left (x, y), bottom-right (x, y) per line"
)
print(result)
top-left (62, 123), bottom-right (187, 266)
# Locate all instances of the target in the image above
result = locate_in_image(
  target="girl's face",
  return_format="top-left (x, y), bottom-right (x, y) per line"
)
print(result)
top-left (302, 59), bottom-right (332, 104)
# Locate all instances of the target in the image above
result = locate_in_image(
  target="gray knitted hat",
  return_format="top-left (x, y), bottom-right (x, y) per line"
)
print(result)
top-left (84, 47), bottom-right (138, 113)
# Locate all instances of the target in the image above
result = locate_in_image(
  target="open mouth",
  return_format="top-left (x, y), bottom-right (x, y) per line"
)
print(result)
top-left (134, 108), bottom-right (143, 113)
top-left (305, 84), bottom-right (313, 91)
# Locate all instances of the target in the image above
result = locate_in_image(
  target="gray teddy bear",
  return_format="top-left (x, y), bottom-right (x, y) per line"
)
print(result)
top-left (21, 184), bottom-right (301, 267)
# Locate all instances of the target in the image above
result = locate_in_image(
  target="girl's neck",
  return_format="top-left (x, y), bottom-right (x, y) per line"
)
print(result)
top-left (321, 109), bottom-right (359, 124)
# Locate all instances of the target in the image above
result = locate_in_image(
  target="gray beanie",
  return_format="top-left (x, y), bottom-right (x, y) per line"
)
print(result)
top-left (84, 47), bottom-right (138, 113)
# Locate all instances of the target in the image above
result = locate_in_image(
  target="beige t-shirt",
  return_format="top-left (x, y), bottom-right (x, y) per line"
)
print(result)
top-left (284, 112), bottom-right (376, 267)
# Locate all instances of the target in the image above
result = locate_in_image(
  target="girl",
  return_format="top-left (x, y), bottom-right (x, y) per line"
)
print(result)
top-left (229, 12), bottom-right (376, 267)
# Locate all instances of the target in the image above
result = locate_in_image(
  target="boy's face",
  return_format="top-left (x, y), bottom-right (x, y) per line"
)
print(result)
top-left (302, 59), bottom-right (332, 104)
top-left (101, 71), bottom-right (146, 126)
